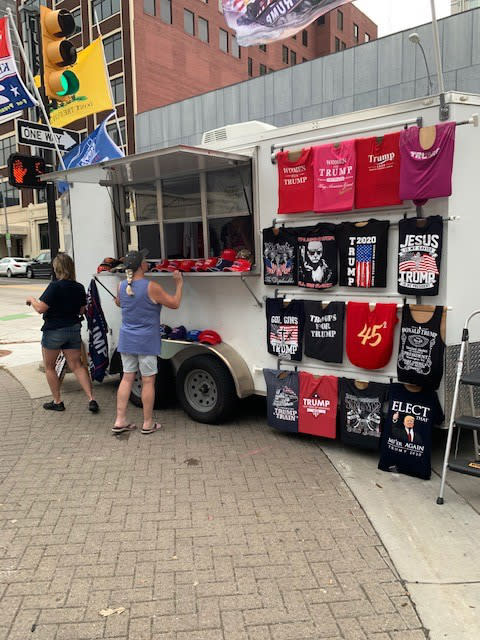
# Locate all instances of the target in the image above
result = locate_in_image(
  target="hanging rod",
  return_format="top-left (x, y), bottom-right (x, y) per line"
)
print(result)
top-left (271, 117), bottom-right (421, 163)
top-left (270, 214), bottom-right (459, 227)
top-left (253, 362), bottom-right (397, 379)
top-left (270, 113), bottom-right (478, 163)
top-left (271, 292), bottom-right (452, 311)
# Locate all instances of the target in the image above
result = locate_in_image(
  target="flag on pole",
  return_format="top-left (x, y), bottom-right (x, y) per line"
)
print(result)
top-left (223, 0), bottom-right (354, 46)
top-left (46, 38), bottom-right (114, 128)
top-left (0, 17), bottom-right (37, 118)
top-left (57, 114), bottom-right (124, 193)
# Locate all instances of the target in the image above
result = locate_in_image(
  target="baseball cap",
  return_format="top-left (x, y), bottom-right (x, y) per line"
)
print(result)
top-left (178, 259), bottom-right (195, 272)
top-left (186, 329), bottom-right (202, 342)
top-left (224, 259), bottom-right (252, 272)
top-left (166, 259), bottom-right (181, 272)
top-left (199, 258), bottom-right (218, 271)
top-left (97, 257), bottom-right (121, 273)
top-left (221, 249), bottom-right (237, 262)
top-left (123, 249), bottom-right (149, 271)
top-left (191, 259), bottom-right (206, 272)
top-left (169, 325), bottom-right (187, 340)
top-left (198, 330), bottom-right (222, 345)
top-left (159, 324), bottom-right (172, 338)
top-left (207, 259), bottom-right (233, 272)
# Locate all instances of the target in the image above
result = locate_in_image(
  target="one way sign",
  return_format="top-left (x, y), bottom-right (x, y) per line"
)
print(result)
top-left (16, 119), bottom-right (80, 153)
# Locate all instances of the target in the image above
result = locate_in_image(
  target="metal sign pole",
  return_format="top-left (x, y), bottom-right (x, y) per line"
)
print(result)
top-left (1, 183), bottom-right (12, 257)
top-left (430, 0), bottom-right (449, 120)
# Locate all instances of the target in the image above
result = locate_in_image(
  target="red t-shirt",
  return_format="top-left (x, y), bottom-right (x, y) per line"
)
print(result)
top-left (277, 148), bottom-right (314, 214)
top-left (355, 133), bottom-right (403, 209)
top-left (312, 140), bottom-right (356, 213)
top-left (346, 302), bottom-right (398, 370)
top-left (298, 373), bottom-right (338, 438)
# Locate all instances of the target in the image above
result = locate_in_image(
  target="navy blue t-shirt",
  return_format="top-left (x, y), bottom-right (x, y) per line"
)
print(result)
top-left (378, 384), bottom-right (444, 480)
top-left (39, 279), bottom-right (86, 331)
top-left (263, 369), bottom-right (299, 433)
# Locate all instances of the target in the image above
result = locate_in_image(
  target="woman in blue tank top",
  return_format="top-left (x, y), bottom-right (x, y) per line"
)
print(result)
top-left (113, 249), bottom-right (183, 435)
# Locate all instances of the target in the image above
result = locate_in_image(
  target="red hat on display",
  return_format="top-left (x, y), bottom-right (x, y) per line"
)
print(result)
top-left (151, 259), bottom-right (169, 272)
top-left (178, 259), bottom-right (195, 272)
top-left (221, 249), bottom-right (237, 262)
top-left (166, 260), bottom-right (181, 272)
top-left (199, 258), bottom-right (218, 271)
top-left (224, 259), bottom-right (252, 272)
top-left (198, 330), bottom-right (222, 345)
top-left (191, 259), bottom-right (206, 272)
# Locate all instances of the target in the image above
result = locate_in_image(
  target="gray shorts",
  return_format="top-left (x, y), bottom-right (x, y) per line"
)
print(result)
top-left (121, 353), bottom-right (158, 377)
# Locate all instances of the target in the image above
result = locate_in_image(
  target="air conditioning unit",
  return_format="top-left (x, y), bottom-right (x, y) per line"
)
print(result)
top-left (201, 121), bottom-right (276, 146)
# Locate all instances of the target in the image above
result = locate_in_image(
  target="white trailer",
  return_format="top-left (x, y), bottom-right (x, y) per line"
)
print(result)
top-left (46, 92), bottom-right (480, 425)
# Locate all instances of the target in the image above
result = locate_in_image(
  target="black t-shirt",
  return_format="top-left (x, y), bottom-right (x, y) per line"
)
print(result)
top-left (378, 383), bottom-right (444, 480)
top-left (339, 378), bottom-right (388, 451)
top-left (40, 279), bottom-right (87, 331)
top-left (398, 216), bottom-right (443, 296)
top-left (262, 227), bottom-right (298, 286)
top-left (304, 301), bottom-right (345, 363)
top-left (297, 224), bottom-right (337, 289)
top-left (263, 369), bottom-right (299, 433)
top-left (337, 219), bottom-right (389, 288)
top-left (266, 298), bottom-right (305, 361)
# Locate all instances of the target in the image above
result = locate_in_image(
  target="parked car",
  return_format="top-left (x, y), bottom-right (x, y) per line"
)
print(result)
top-left (26, 251), bottom-right (52, 279)
top-left (0, 257), bottom-right (31, 277)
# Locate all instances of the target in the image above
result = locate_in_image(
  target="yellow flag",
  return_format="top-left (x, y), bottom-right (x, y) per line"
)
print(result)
top-left (36, 39), bottom-right (113, 128)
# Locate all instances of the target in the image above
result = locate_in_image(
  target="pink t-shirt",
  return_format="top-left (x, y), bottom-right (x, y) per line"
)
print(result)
top-left (313, 140), bottom-right (356, 213)
top-left (399, 122), bottom-right (456, 204)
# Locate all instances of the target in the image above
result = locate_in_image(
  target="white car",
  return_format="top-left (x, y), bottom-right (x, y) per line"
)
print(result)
top-left (0, 257), bottom-right (31, 277)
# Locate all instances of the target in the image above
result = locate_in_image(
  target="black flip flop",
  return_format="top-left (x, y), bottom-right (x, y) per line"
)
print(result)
top-left (112, 423), bottom-right (137, 434)
top-left (141, 422), bottom-right (163, 435)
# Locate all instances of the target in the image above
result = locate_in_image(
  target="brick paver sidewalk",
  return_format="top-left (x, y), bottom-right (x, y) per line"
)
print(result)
top-left (0, 370), bottom-right (428, 640)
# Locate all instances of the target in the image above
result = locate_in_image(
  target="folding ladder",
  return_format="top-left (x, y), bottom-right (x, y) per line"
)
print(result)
top-left (437, 310), bottom-right (480, 504)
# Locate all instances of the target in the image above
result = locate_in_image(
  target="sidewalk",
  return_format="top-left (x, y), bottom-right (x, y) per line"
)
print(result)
top-left (0, 370), bottom-right (427, 640)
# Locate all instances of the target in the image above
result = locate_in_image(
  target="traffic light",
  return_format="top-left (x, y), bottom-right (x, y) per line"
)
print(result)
top-left (40, 6), bottom-right (79, 101)
top-left (8, 154), bottom-right (47, 189)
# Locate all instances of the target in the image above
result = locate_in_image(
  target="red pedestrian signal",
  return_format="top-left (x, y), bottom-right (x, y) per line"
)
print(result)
top-left (7, 154), bottom-right (48, 189)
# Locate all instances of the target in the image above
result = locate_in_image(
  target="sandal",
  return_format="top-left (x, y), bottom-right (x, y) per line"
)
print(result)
top-left (141, 422), bottom-right (163, 435)
top-left (112, 423), bottom-right (137, 434)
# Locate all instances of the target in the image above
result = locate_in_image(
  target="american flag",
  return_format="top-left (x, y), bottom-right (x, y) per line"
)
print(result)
top-left (355, 244), bottom-right (373, 287)
top-left (399, 252), bottom-right (439, 274)
top-left (225, 0), bottom-right (248, 13)
top-left (270, 325), bottom-right (298, 345)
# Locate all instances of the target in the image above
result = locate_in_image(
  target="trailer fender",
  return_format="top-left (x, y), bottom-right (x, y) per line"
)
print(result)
top-left (161, 341), bottom-right (254, 399)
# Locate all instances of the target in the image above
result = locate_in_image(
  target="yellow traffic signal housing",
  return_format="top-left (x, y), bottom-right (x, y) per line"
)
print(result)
top-left (40, 6), bottom-right (79, 101)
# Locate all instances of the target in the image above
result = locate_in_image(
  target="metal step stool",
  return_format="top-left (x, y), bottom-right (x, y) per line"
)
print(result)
top-left (437, 311), bottom-right (480, 504)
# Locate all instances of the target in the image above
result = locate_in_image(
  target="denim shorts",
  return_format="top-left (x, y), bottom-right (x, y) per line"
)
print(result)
top-left (121, 353), bottom-right (158, 377)
top-left (41, 324), bottom-right (82, 350)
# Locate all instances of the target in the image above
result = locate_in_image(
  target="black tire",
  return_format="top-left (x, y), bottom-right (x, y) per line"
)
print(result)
top-left (176, 354), bottom-right (237, 424)
top-left (6, 269), bottom-right (12, 278)
top-left (126, 358), bottom-right (175, 410)
top-left (26, 268), bottom-right (34, 279)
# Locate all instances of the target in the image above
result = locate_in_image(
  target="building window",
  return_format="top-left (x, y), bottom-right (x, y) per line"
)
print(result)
top-left (160, 0), bottom-right (172, 23)
top-left (259, 64), bottom-right (266, 75)
top-left (38, 223), bottom-right (49, 250)
top-left (353, 23), bottom-right (359, 42)
top-left (198, 17), bottom-right (209, 42)
top-left (282, 45), bottom-right (288, 64)
top-left (144, 0), bottom-right (155, 15)
top-left (219, 28), bottom-right (228, 52)
top-left (103, 32), bottom-right (122, 63)
top-left (184, 9), bottom-right (195, 35)
top-left (0, 135), bottom-right (16, 167)
top-left (291, 50), bottom-right (296, 65)
top-left (302, 29), bottom-right (308, 46)
top-left (248, 57), bottom-right (253, 76)
top-left (231, 36), bottom-right (241, 59)
top-left (317, 15), bottom-right (325, 25)
top-left (302, 57), bottom-right (307, 62)
top-left (92, 0), bottom-right (120, 23)
top-left (111, 76), bottom-right (124, 105)
top-left (72, 8), bottom-right (82, 34)
top-left (365, 32), bottom-right (370, 42)
top-left (0, 182), bottom-right (20, 208)
top-left (337, 9), bottom-right (343, 30)
top-left (259, 44), bottom-right (266, 52)
top-left (335, 36), bottom-right (340, 52)
top-left (106, 120), bottom-right (126, 150)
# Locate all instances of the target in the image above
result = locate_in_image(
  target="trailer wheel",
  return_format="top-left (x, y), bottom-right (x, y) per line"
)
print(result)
top-left (126, 358), bottom-right (175, 410)
top-left (176, 355), bottom-right (237, 424)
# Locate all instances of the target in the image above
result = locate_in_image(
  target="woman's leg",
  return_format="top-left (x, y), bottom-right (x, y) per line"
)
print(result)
top-left (115, 372), bottom-right (136, 427)
top-left (141, 374), bottom-right (156, 430)
top-left (63, 349), bottom-right (94, 401)
top-left (42, 347), bottom-right (62, 403)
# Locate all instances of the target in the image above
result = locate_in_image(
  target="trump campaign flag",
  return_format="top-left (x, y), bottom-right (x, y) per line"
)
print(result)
top-left (86, 279), bottom-right (109, 382)
top-left (223, 0), bottom-right (354, 46)
top-left (0, 17), bottom-right (37, 118)
top-left (58, 114), bottom-right (124, 193)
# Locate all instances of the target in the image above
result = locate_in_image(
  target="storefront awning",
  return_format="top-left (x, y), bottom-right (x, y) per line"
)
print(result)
top-left (41, 145), bottom-right (251, 187)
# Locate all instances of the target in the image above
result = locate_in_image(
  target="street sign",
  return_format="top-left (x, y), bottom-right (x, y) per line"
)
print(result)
top-left (16, 119), bottom-right (80, 152)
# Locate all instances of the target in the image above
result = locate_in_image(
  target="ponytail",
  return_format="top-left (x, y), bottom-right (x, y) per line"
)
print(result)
top-left (125, 268), bottom-right (135, 296)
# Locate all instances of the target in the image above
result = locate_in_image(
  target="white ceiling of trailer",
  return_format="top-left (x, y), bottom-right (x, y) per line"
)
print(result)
top-left (42, 145), bottom-right (251, 186)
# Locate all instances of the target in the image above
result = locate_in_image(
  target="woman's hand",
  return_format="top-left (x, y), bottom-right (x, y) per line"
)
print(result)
top-left (25, 297), bottom-right (34, 306)
top-left (172, 270), bottom-right (183, 285)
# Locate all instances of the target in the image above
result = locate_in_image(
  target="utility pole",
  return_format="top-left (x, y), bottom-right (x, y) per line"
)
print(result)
top-left (1, 183), bottom-right (12, 257)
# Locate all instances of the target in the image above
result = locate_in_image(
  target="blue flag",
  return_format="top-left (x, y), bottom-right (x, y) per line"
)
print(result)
top-left (0, 17), bottom-right (37, 119)
top-left (58, 114), bottom-right (124, 193)
top-left (86, 278), bottom-right (109, 383)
